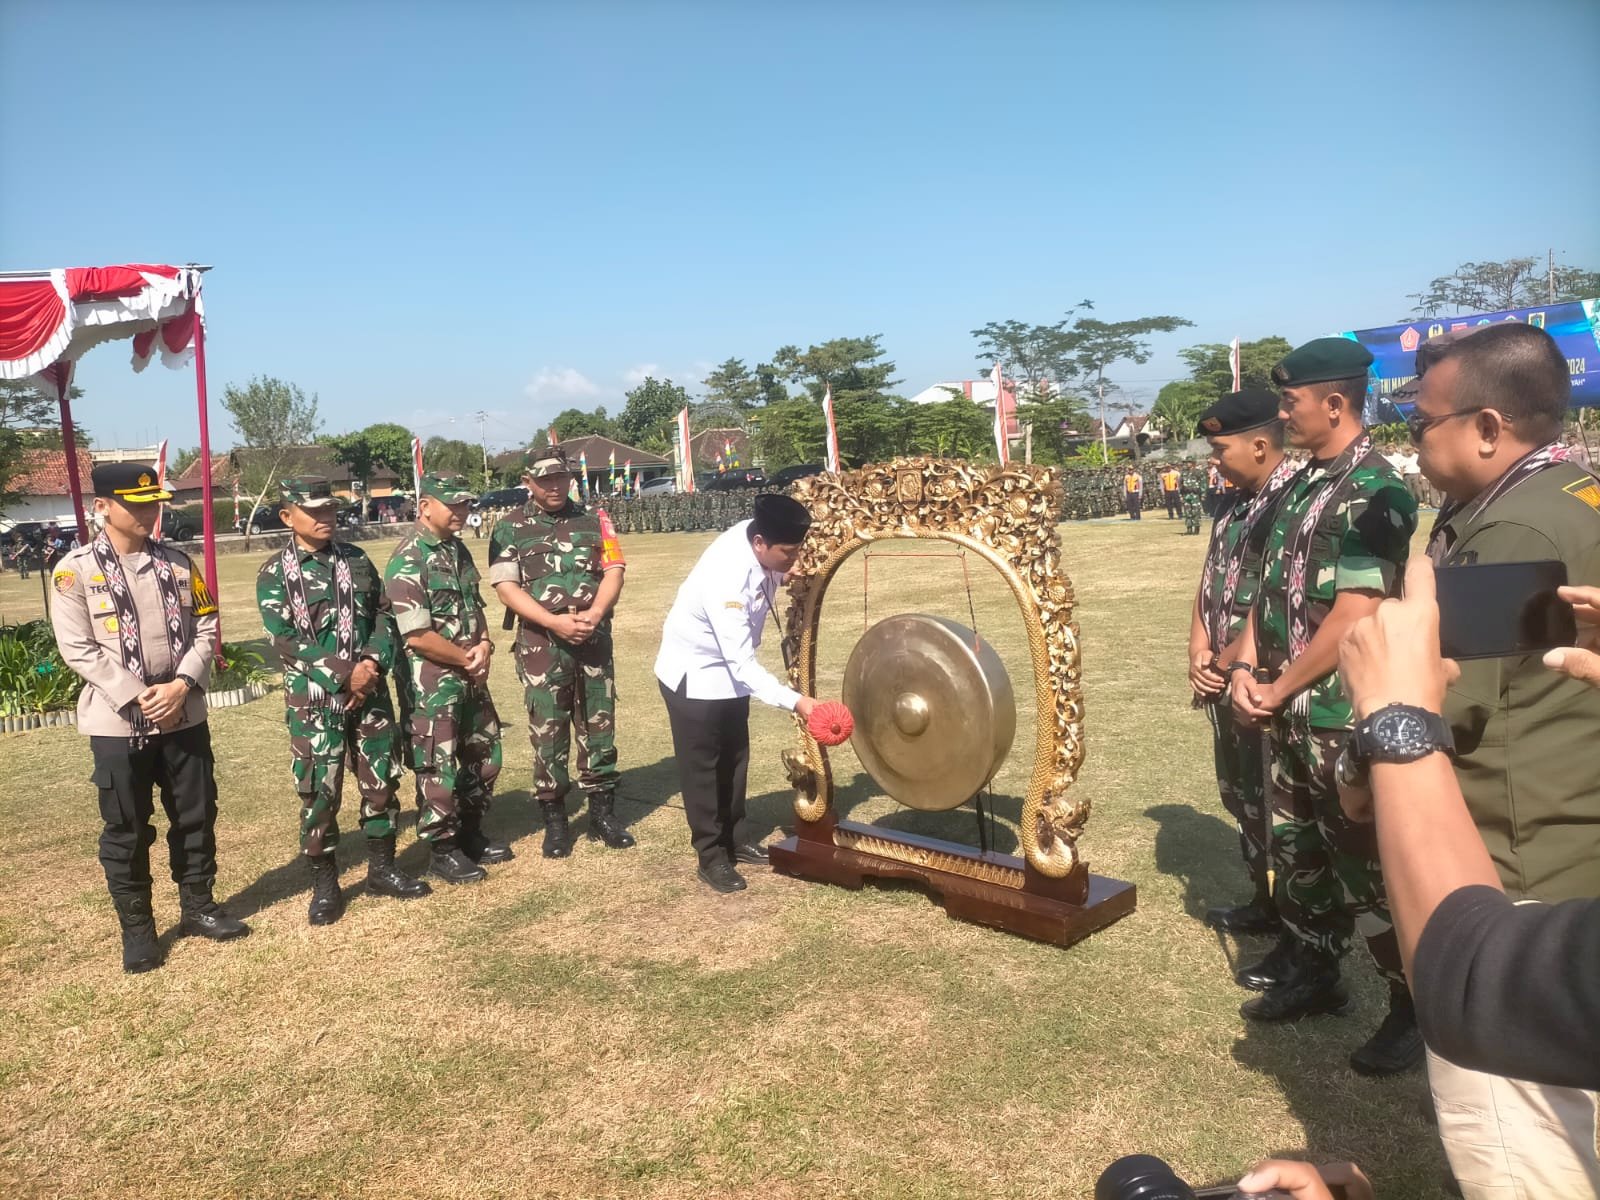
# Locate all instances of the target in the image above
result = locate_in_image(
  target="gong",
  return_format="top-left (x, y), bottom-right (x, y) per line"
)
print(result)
top-left (841, 614), bottom-right (1016, 812)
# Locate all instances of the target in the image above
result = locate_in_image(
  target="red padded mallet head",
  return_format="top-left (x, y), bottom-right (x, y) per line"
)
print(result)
top-left (807, 700), bottom-right (855, 746)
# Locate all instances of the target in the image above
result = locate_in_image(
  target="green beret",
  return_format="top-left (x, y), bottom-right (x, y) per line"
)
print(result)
top-left (525, 448), bottom-right (573, 479)
top-left (279, 476), bottom-right (339, 509)
top-left (420, 473), bottom-right (476, 503)
top-left (1197, 388), bottom-right (1282, 436)
top-left (1272, 337), bottom-right (1374, 387)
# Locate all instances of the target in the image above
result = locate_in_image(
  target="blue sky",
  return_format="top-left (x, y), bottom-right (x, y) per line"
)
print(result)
top-left (4, 0), bottom-right (1597, 454)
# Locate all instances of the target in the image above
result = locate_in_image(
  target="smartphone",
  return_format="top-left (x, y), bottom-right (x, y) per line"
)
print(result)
top-left (1433, 559), bottom-right (1576, 660)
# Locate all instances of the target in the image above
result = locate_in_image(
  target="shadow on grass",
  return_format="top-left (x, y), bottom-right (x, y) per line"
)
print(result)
top-left (1145, 801), bottom-right (1254, 922)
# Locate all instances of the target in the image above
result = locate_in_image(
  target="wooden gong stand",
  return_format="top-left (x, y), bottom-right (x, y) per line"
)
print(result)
top-left (766, 457), bottom-right (1135, 947)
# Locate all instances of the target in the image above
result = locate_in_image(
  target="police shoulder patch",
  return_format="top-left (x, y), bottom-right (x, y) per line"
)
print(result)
top-left (53, 569), bottom-right (76, 593)
top-left (1562, 477), bottom-right (1600, 512)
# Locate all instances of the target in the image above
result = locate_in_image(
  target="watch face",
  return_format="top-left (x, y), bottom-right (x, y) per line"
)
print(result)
top-left (1370, 708), bottom-right (1434, 758)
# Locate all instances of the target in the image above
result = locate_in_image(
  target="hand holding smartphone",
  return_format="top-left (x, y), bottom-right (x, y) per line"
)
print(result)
top-left (1431, 560), bottom-right (1577, 660)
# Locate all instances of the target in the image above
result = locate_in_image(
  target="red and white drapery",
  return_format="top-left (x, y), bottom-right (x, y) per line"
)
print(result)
top-left (0, 263), bottom-right (219, 607)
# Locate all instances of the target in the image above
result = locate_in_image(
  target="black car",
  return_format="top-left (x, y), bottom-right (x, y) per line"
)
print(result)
top-left (241, 505), bottom-right (288, 535)
top-left (703, 469), bottom-right (768, 491)
top-left (474, 486), bottom-right (528, 510)
top-left (156, 508), bottom-right (198, 541)
top-left (767, 463), bottom-right (824, 489)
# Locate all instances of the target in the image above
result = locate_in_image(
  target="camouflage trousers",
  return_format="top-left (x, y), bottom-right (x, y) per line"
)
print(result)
top-left (404, 674), bottom-right (502, 843)
top-left (1181, 493), bottom-right (1204, 535)
top-left (514, 625), bottom-right (618, 805)
top-left (1205, 701), bottom-right (1269, 888)
top-left (287, 689), bottom-right (401, 856)
top-left (1267, 724), bottom-right (1403, 984)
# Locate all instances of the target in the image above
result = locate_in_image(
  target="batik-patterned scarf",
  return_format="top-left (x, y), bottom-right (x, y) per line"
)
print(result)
top-left (1199, 455), bottom-right (1301, 654)
top-left (1284, 432), bottom-right (1374, 720)
top-left (91, 531), bottom-right (189, 746)
top-left (280, 541), bottom-right (355, 710)
top-left (1427, 441), bottom-right (1591, 564)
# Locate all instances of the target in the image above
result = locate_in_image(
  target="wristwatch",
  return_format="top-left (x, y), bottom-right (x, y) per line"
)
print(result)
top-left (1350, 703), bottom-right (1455, 766)
top-left (176, 672), bottom-right (200, 693)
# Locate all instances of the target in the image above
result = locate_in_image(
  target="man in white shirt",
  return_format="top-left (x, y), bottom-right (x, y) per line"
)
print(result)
top-left (655, 494), bottom-right (821, 893)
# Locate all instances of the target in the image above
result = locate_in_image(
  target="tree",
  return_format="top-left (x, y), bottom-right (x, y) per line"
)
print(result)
top-left (618, 377), bottom-right (691, 453)
top-left (1177, 336), bottom-right (1294, 399)
top-left (752, 360), bottom-right (791, 407)
top-left (422, 436), bottom-right (481, 479)
top-left (169, 446), bottom-right (202, 480)
top-left (219, 375), bottom-right (321, 546)
top-left (1406, 257), bottom-right (1600, 317)
top-left (701, 359), bottom-right (763, 410)
top-left (1068, 316), bottom-right (1193, 460)
top-left (909, 396), bottom-right (993, 460)
top-left (0, 377), bottom-right (89, 508)
top-left (970, 302), bottom-right (1095, 396)
top-left (752, 398), bottom-right (823, 470)
top-left (770, 336), bottom-right (900, 405)
top-left (328, 422), bottom-right (414, 494)
top-left (1015, 392), bottom-right (1095, 465)
top-left (1150, 380), bottom-right (1213, 447)
top-left (549, 406), bottom-right (619, 441)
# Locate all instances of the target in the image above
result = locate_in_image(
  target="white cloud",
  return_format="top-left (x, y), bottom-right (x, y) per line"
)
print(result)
top-left (621, 363), bottom-right (661, 387)
top-left (523, 367), bottom-right (600, 403)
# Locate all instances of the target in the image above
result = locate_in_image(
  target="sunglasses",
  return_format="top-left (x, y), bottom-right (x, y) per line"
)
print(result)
top-left (1406, 406), bottom-right (1488, 445)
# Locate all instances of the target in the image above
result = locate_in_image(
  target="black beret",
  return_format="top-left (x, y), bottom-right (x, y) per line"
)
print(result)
top-left (1197, 388), bottom-right (1282, 437)
top-left (750, 493), bottom-right (812, 544)
top-left (1271, 337), bottom-right (1374, 387)
top-left (92, 462), bottom-right (171, 504)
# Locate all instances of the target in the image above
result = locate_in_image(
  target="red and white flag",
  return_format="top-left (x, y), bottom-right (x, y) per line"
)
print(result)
top-left (676, 407), bottom-right (695, 493)
top-left (1229, 337), bottom-right (1242, 392)
top-left (990, 363), bottom-right (1010, 465)
top-left (152, 438), bottom-right (169, 539)
top-left (548, 426), bottom-right (559, 446)
top-left (411, 435), bottom-right (424, 499)
top-left (822, 384), bottom-right (841, 473)
top-left (232, 478), bottom-right (241, 525)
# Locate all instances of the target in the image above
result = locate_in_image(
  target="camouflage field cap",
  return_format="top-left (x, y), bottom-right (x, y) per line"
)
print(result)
top-left (420, 473), bottom-right (477, 503)
top-left (525, 448), bottom-right (574, 479)
top-left (280, 476), bottom-right (340, 509)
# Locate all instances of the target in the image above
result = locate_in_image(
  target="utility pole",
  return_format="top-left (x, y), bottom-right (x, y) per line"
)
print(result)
top-left (1097, 364), bottom-right (1108, 462)
top-left (473, 410), bottom-right (489, 488)
top-left (1550, 248), bottom-right (1556, 304)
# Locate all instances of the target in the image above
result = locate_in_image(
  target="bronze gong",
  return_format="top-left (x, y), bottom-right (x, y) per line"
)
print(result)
top-left (840, 614), bottom-right (1016, 812)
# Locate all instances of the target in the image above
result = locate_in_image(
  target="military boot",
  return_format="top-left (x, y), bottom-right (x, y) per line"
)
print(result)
top-left (1240, 945), bottom-right (1347, 1022)
top-left (177, 880), bottom-right (251, 941)
top-left (306, 854), bottom-right (344, 926)
top-left (112, 891), bottom-right (163, 974)
top-left (1205, 877), bottom-right (1281, 936)
top-left (429, 839), bottom-right (487, 884)
top-left (459, 814), bottom-right (513, 864)
top-left (541, 800), bottom-right (574, 859)
top-left (366, 834), bottom-right (431, 899)
top-left (585, 793), bottom-right (635, 850)
top-left (1349, 984), bottom-right (1425, 1076)
top-left (1235, 931), bottom-right (1299, 992)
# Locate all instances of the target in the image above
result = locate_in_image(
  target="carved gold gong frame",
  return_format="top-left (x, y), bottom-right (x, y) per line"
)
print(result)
top-left (779, 456), bottom-right (1090, 892)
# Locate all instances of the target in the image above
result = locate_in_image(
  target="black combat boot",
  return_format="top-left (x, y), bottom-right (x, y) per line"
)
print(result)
top-left (459, 814), bottom-right (513, 864)
top-left (306, 854), bottom-right (344, 926)
top-left (1349, 984), bottom-right (1425, 1076)
top-left (112, 891), bottom-right (163, 974)
top-left (1240, 945), bottom-right (1347, 1022)
top-left (540, 800), bottom-right (574, 859)
top-left (1234, 931), bottom-right (1300, 992)
top-left (429, 840), bottom-right (487, 884)
top-left (585, 793), bottom-right (635, 850)
top-left (1205, 877), bottom-right (1281, 935)
top-left (177, 880), bottom-right (251, 941)
top-left (366, 835), bottom-right (432, 899)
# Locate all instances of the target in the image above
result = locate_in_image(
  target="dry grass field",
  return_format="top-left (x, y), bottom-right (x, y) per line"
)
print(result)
top-left (0, 516), bottom-right (1449, 1199)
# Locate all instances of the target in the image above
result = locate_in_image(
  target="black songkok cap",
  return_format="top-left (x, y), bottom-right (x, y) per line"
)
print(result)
top-left (750, 493), bottom-right (812, 544)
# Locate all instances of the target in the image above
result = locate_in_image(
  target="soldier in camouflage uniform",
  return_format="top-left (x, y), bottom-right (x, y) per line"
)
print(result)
top-left (384, 473), bottom-right (507, 885)
top-left (257, 477), bottom-right (431, 924)
top-left (489, 448), bottom-right (633, 858)
top-left (1229, 338), bottom-right (1420, 1076)
top-left (1179, 460), bottom-right (1207, 534)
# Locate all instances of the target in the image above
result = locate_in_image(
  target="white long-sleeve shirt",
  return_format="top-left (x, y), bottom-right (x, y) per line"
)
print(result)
top-left (653, 520), bottom-right (800, 711)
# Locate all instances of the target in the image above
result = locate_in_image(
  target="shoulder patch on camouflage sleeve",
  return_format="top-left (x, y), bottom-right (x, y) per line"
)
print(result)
top-left (1562, 477), bottom-right (1600, 512)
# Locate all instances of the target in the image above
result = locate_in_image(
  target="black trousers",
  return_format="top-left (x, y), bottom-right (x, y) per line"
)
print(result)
top-left (90, 722), bottom-right (220, 900)
top-left (1125, 493), bottom-right (1142, 519)
top-left (659, 678), bottom-right (751, 867)
top-left (1163, 490), bottom-right (1180, 518)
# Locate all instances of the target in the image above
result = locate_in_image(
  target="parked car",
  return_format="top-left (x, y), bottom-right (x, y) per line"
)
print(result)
top-left (767, 463), bottom-right (824, 488)
top-left (474, 486), bottom-right (528, 510)
top-left (637, 477), bottom-right (676, 497)
top-left (240, 505), bottom-right (288, 535)
top-left (156, 507), bottom-right (198, 541)
top-left (703, 468), bottom-right (768, 491)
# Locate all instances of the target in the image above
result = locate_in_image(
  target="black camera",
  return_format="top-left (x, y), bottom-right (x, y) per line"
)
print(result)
top-left (1096, 1155), bottom-right (1293, 1200)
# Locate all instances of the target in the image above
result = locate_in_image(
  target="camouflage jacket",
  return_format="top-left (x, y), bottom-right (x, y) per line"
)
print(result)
top-left (1256, 441), bottom-right (1417, 728)
top-left (486, 501), bottom-right (623, 622)
top-left (257, 541), bottom-right (396, 704)
top-left (1179, 467), bottom-right (1207, 496)
top-left (383, 525), bottom-right (489, 651)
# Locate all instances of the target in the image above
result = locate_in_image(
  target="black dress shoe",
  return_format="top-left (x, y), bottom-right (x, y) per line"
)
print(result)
top-left (1241, 953), bottom-right (1348, 1023)
top-left (1350, 989), bottom-right (1425, 1076)
top-left (731, 842), bottom-right (768, 865)
top-left (429, 845), bottom-right (487, 885)
top-left (1235, 933), bottom-right (1299, 992)
top-left (306, 854), bottom-right (344, 926)
top-left (177, 882), bottom-right (251, 941)
top-left (1205, 897), bottom-right (1282, 935)
top-left (697, 860), bottom-right (748, 894)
